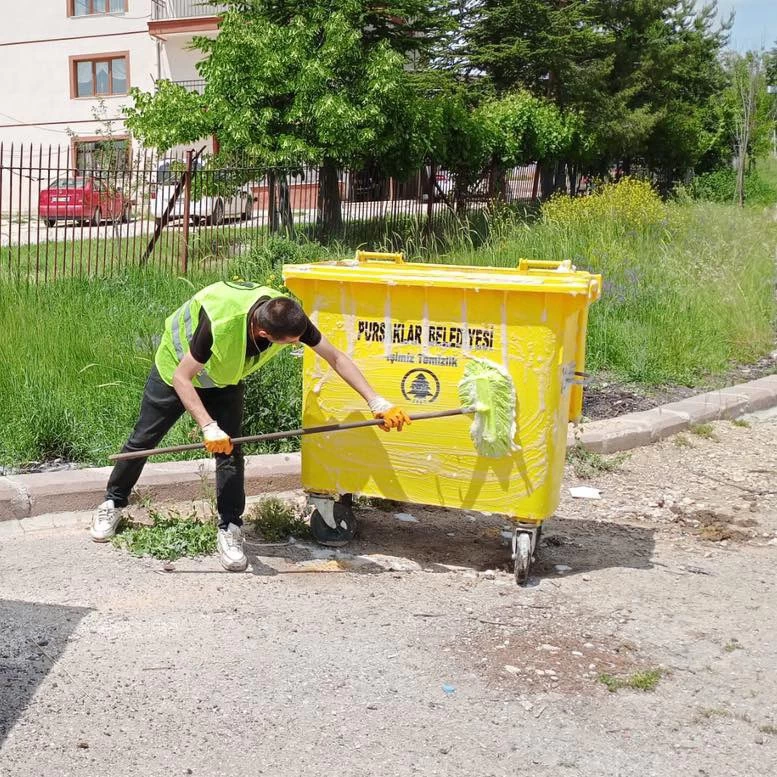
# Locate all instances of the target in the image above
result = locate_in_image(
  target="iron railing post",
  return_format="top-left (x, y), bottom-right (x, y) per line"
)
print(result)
top-left (181, 148), bottom-right (193, 273)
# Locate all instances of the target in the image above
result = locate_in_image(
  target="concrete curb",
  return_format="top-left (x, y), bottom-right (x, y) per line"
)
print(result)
top-left (3, 375), bottom-right (777, 523)
top-left (0, 453), bottom-right (300, 522)
top-left (566, 375), bottom-right (777, 454)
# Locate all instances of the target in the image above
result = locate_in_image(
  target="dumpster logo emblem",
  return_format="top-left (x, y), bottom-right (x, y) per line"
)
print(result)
top-left (401, 369), bottom-right (440, 404)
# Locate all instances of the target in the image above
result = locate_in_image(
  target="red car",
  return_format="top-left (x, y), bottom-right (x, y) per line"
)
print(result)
top-left (38, 176), bottom-right (130, 227)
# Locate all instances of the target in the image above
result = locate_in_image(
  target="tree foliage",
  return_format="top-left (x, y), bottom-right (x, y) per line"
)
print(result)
top-left (121, 0), bottom-right (765, 211)
top-left (125, 0), bottom-right (454, 230)
top-left (468, 0), bottom-right (732, 183)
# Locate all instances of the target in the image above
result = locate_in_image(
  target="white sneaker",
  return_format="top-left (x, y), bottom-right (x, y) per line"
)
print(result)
top-left (90, 499), bottom-right (122, 542)
top-left (217, 523), bottom-right (247, 572)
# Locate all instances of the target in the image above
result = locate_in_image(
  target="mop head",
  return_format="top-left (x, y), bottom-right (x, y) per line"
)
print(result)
top-left (457, 357), bottom-right (517, 458)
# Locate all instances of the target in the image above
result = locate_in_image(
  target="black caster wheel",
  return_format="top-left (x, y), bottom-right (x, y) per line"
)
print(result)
top-left (309, 495), bottom-right (357, 547)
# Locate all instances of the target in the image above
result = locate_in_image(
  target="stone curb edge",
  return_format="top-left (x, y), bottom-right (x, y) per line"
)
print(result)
top-left (3, 375), bottom-right (777, 523)
top-left (566, 374), bottom-right (777, 454)
top-left (0, 453), bottom-right (301, 522)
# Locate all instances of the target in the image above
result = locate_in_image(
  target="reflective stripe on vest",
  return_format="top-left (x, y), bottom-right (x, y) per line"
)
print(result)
top-left (170, 302), bottom-right (217, 388)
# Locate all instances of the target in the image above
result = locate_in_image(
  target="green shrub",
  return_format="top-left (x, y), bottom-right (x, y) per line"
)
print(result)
top-left (242, 350), bottom-right (303, 452)
top-left (686, 167), bottom-right (777, 206)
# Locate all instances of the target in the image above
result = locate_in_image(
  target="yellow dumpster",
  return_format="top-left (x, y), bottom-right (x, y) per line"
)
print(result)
top-left (282, 251), bottom-right (601, 583)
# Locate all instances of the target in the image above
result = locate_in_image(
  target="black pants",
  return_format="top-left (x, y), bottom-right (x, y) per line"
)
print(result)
top-left (105, 366), bottom-right (245, 530)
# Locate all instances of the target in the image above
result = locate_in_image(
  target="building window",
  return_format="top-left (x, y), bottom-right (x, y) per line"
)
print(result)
top-left (74, 138), bottom-right (131, 172)
top-left (70, 0), bottom-right (127, 15)
top-left (70, 54), bottom-right (129, 98)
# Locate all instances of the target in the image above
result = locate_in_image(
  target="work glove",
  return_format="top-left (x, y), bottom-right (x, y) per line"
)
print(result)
top-left (368, 396), bottom-right (412, 432)
top-left (202, 422), bottom-right (233, 455)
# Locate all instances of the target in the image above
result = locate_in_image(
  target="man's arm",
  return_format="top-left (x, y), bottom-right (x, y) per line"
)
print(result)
top-left (172, 352), bottom-right (214, 428)
top-left (311, 336), bottom-right (410, 431)
top-left (172, 353), bottom-right (232, 453)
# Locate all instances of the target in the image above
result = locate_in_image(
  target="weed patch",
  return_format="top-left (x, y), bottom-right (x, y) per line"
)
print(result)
top-left (673, 434), bottom-right (693, 448)
top-left (112, 509), bottom-right (217, 560)
top-left (249, 497), bottom-right (310, 541)
top-left (695, 707), bottom-right (730, 721)
top-left (567, 443), bottom-right (629, 479)
top-left (598, 668), bottom-right (663, 693)
top-left (691, 423), bottom-right (718, 441)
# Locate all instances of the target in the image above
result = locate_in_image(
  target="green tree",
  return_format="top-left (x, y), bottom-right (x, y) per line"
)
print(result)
top-left (718, 52), bottom-right (773, 204)
top-left (125, 0), bottom-right (449, 234)
top-left (416, 84), bottom-right (584, 211)
top-left (766, 45), bottom-right (777, 85)
top-left (468, 0), bottom-right (731, 189)
top-left (477, 92), bottom-right (586, 198)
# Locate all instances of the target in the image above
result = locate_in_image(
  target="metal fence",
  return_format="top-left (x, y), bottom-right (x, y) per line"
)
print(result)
top-left (0, 143), bottom-right (540, 283)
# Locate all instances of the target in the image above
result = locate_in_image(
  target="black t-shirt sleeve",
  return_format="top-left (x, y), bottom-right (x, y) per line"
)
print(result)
top-left (188, 308), bottom-right (213, 364)
top-left (299, 316), bottom-right (322, 348)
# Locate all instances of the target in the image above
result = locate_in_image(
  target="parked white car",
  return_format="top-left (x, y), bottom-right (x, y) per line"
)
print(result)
top-left (150, 160), bottom-right (253, 226)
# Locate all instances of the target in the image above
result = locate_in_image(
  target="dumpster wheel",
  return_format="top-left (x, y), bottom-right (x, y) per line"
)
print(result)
top-left (308, 494), bottom-right (357, 548)
top-left (512, 525), bottom-right (539, 586)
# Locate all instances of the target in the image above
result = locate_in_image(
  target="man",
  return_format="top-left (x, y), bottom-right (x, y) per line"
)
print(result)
top-left (90, 280), bottom-right (410, 571)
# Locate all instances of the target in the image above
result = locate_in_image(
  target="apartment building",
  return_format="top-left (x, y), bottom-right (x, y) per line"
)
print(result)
top-left (0, 1), bottom-right (224, 162)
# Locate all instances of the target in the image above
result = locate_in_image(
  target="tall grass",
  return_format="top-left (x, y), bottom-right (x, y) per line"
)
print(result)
top-left (0, 268), bottom-right (320, 467)
top-left (1, 178), bottom-right (775, 467)
top-left (450, 182), bottom-right (777, 384)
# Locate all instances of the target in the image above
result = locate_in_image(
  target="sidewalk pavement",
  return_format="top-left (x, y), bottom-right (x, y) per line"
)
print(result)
top-left (3, 374), bottom-right (777, 523)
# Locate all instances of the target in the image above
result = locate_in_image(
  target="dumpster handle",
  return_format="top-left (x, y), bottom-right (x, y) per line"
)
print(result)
top-left (109, 407), bottom-right (476, 462)
top-left (517, 258), bottom-right (573, 272)
top-left (354, 250), bottom-right (405, 264)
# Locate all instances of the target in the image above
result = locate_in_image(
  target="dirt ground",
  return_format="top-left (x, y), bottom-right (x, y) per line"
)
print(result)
top-left (2, 414), bottom-right (777, 776)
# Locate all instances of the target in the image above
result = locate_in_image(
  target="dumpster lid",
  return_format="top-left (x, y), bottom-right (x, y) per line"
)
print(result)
top-left (282, 253), bottom-right (601, 299)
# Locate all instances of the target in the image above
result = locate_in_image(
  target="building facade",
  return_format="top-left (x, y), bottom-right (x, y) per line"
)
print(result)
top-left (0, 1), bottom-right (223, 159)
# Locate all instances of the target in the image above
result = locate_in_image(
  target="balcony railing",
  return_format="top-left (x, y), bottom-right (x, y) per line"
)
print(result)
top-left (173, 79), bottom-right (206, 94)
top-left (152, 1), bottom-right (228, 19)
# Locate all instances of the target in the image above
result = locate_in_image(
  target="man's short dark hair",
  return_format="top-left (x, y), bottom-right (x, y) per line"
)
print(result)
top-left (253, 297), bottom-right (307, 339)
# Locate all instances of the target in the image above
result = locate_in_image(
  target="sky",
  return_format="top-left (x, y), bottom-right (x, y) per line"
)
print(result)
top-left (715, 0), bottom-right (777, 51)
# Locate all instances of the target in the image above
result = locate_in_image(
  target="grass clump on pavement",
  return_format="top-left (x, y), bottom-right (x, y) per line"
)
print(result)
top-left (598, 668), bottom-right (663, 693)
top-left (112, 509), bottom-right (217, 560)
top-left (566, 443), bottom-right (629, 479)
top-left (249, 497), bottom-right (311, 542)
top-left (690, 423), bottom-right (718, 441)
top-left (673, 434), bottom-right (693, 448)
